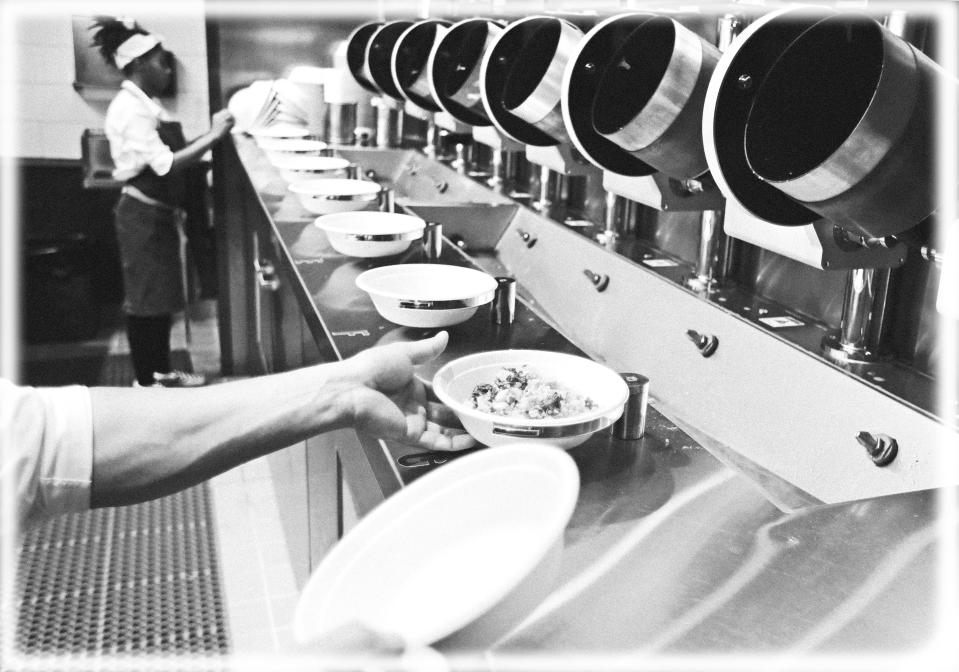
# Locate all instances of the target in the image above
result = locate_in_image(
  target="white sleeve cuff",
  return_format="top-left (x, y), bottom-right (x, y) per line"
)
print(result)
top-left (149, 148), bottom-right (175, 177)
top-left (35, 385), bottom-right (94, 516)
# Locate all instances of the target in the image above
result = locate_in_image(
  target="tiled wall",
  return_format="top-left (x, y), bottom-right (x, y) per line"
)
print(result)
top-left (11, 6), bottom-right (210, 160)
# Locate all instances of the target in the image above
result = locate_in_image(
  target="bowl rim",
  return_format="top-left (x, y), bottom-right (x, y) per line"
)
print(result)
top-left (292, 442), bottom-right (580, 645)
top-left (315, 211), bottom-right (426, 237)
top-left (272, 155), bottom-right (352, 170)
top-left (257, 137), bottom-right (329, 151)
top-left (433, 349), bottom-right (630, 428)
top-left (249, 124), bottom-right (310, 139)
top-left (355, 263), bottom-right (498, 303)
top-left (289, 178), bottom-right (383, 201)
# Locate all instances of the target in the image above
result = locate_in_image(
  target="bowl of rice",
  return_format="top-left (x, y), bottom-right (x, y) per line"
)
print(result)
top-left (433, 350), bottom-right (629, 449)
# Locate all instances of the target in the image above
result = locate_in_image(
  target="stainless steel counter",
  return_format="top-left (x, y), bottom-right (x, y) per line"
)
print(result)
top-left (229, 135), bottom-right (956, 666)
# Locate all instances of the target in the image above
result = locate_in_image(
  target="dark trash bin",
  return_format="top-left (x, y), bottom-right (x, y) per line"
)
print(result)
top-left (23, 233), bottom-right (100, 344)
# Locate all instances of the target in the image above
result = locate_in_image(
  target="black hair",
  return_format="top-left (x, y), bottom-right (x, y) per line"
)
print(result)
top-left (88, 16), bottom-right (149, 71)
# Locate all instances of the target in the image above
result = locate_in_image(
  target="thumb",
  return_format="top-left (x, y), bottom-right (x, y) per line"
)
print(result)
top-left (404, 331), bottom-right (449, 366)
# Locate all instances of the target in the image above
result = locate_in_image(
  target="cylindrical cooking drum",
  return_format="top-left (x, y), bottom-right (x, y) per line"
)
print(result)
top-left (366, 21), bottom-right (414, 101)
top-left (592, 16), bottom-right (721, 180)
top-left (346, 22), bottom-right (383, 94)
top-left (744, 13), bottom-right (943, 238)
top-left (392, 19), bottom-right (451, 112)
top-left (501, 18), bottom-right (583, 145)
top-left (429, 18), bottom-right (504, 127)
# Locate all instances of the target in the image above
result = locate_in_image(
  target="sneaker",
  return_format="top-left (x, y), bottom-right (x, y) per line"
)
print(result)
top-left (151, 370), bottom-right (207, 388)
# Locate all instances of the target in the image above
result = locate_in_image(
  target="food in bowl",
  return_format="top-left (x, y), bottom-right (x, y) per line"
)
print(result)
top-left (433, 349), bottom-right (629, 449)
top-left (470, 365), bottom-right (598, 419)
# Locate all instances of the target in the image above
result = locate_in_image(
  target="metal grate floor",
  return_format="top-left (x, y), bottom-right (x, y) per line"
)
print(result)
top-left (15, 484), bottom-right (230, 659)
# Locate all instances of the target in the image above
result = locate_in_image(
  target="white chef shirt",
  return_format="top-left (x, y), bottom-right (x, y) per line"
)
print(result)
top-left (104, 80), bottom-right (175, 181)
top-left (0, 379), bottom-right (93, 536)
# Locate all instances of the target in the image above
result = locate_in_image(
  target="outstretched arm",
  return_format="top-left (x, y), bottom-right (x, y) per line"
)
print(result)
top-left (167, 109), bottom-right (234, 173)
top-left (89, 332), bottom-right (473, 508)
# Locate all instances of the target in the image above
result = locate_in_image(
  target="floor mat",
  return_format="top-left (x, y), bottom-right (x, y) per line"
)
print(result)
top-left (15, 345), bottom-right (230, 660)
top-left (15, 485), bottom-right (231, 659)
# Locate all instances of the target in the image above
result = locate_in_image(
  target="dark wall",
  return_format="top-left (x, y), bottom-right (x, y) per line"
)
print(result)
top-left (19, 160), bottom-right (123, 305)
top-left (18, 160), bottom-right (123, 342)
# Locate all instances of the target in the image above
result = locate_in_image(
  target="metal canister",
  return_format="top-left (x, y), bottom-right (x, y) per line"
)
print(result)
top-left (613, 372), bottom-right (650, 440)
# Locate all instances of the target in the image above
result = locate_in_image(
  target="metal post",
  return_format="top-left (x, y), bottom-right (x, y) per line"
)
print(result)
top-left (822, 12), bottom-right (913, 364)
top-left (685, 13), bottom-right (743, 293)
top-left (822, 268), bottom-right (892, 362)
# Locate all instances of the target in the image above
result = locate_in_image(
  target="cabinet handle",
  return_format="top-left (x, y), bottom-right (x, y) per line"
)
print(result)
top-left (254, 258), bottom-right (280, 291)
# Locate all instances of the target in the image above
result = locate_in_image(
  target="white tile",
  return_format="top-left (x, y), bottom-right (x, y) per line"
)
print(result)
top-left (19, 44), bottom-right (73, 85)
top-left (18, 83), bottom-right (71, 122)
top-left (7, 120), bottom-right (43, 158)
top-left (15, 16), bottom-right (71, 47)
top-left (40, 120), bottom-right (85, 160)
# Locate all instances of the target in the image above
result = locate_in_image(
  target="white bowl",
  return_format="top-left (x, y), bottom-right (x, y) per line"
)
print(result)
top-left (258, 137), bottom-right (330, 162)
top-left (433, 349), bottom-right (629, 449)
top-left (355, 263), bottom-right (497, 327)
top-left (293, 443), bottom-right (579, 648)
top-left (315, 211), bottom-right (426, 258)
top-left (272, 155), bottom-right (353, 182)
top-left (250, 123), bottom-right (310, 145)
top-left (289, 178), bottom-right (383, 215)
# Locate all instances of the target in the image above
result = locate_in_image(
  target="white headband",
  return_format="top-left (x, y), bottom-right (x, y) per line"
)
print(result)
top-left (114, 32), bottom-right (163, 70)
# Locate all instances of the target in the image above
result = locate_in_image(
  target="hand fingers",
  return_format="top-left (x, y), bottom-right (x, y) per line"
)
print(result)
top-left (403, 331), bottom-right (448, 366)
top-left (414, 421), bottom-right (477, 452)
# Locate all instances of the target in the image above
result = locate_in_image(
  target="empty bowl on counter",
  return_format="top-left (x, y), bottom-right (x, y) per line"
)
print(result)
top-left (293, 443), bottom-right (580, 648)
top-left (315, 211), bottom-right (426, 257)
top-left (433, 349), bottom-right (629, 449)
top-left (257, 137), bottom-right (330, 162)
top-left (249, 123), bottom-right (310, 145)
top-left (288, 178), bottom-right (383, 215)
top-left (355, 263), bottom-right (498, 327)
top-left (272, 155), bottom-right (354, 182)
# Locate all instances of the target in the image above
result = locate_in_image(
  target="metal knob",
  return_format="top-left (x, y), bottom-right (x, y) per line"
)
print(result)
top-left (856, 431), bottom-right (899, 467)
top-left (686, 329), bottom-right (719, 357)
top-left (583, 269), bottom-right (610, 292)
top-left (517, 229), bottom-right (537, 248)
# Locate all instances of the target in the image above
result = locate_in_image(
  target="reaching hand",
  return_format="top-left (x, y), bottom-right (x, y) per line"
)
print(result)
top-left (337, 332), bottom-right (476, 452)
top-left (210, 109), bottom-right (235, 139)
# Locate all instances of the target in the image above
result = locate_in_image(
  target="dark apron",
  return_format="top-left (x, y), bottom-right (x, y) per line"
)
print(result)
top-left (114, 120), bottom-right (193, 316)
